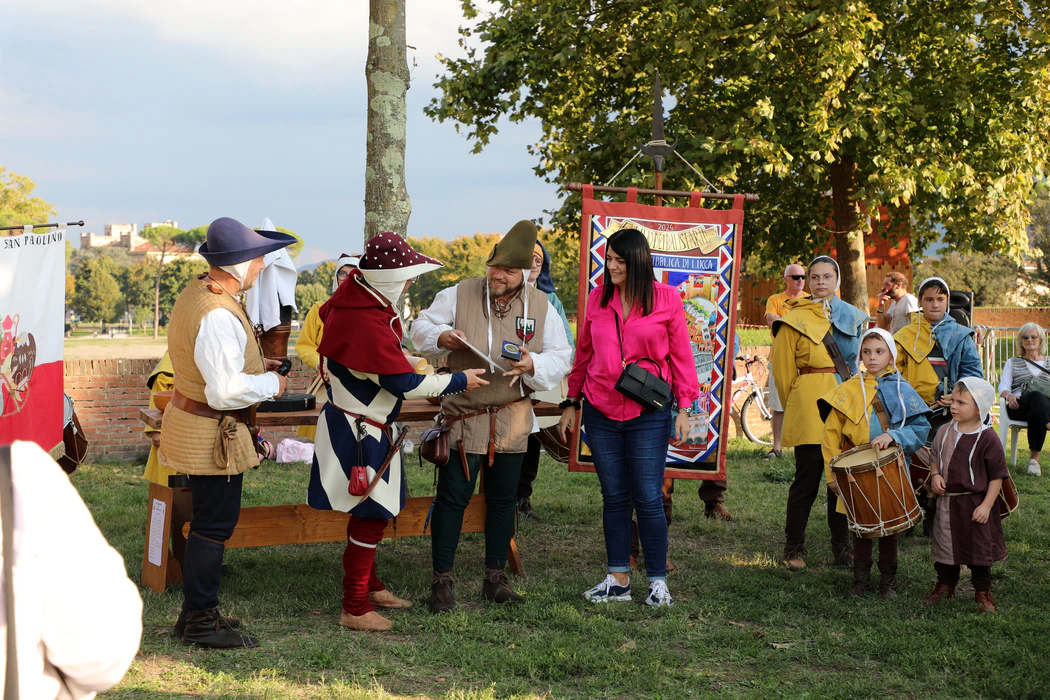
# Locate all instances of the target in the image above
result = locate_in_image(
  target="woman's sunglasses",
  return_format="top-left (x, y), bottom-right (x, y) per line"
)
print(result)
top-left (1021, 335), bottom-right (1040, 340)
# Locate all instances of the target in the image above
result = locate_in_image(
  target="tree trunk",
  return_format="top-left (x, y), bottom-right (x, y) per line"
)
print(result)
top-left (364, 0), bottom-right (411, 241)
top-left (152, 252), bottom-right (166, 341)
top-left (829, 157), bottom-right (870, 313)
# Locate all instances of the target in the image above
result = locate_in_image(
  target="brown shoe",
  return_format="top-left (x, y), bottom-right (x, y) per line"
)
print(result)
top-left (482, 567), bottom-right (525, 603)
top-left (666, 559), bottom-right (677, 573)
top-left (369, 589), bottom-right (413, 609)
top-left (782, 543), bottom-right (807, 572)
top-left (704, 503), bottom-right (735, 521)
top-left (922, 583), bottom-right (956, 606)
top-left (428, 570), bottom-right (456, 614)
top-left (339, 610), bottom-right (393, 631)
top-left (181, 608), bottom-right (258, 649)
top-left (975, 590), bottom-right (997, 614)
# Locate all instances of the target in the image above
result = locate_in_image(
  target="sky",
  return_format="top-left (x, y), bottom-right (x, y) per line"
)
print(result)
top-left (0, 0), bottom-right (561, 265)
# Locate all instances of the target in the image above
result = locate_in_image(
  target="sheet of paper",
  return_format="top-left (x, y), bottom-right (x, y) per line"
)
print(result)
top-left (458, 336), bottom-right (511, 373)
top-left (147, 498), bottom-right (167, 567)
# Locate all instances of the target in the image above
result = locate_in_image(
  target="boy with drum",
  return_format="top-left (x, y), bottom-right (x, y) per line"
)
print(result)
top-left (819, 329), bottom-right (932, 598)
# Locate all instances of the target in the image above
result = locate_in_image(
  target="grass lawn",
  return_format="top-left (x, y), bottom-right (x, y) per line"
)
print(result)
top-left (78, 437), bottom-right (1050, 699)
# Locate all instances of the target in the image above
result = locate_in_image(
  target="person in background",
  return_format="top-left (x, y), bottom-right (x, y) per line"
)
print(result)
top-left (411, 220), bottom-right (573, 613)
top-left (295, 253), bottom-right (360, 441)
top-left (773, 256), bottom-right (868, 573)
top-left (1, 441), bottom-right (142, 698)
top-left (763, 263), bottom-right (808, 461)
top-left (998, 322), bottom-right (1050, 476)
top-left (160, 217), bottom-right (292, 648)
top-left (143, 351), bottom-right (177, 485)
top-left (516, 239), bottom-right (574, 521)
top-left (559, 228), bottom-right (699, 608)
top-left (877, 272), bottom-right (919, 334)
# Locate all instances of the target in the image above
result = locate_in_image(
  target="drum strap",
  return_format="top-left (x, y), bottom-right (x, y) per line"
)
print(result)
top-left (821, 331), bottom-right (853, 381)
top-left (871, 395), bottom-right (891, 433)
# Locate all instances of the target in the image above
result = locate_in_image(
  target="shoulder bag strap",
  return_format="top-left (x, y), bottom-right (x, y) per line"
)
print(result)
top-left (1022, 357), bottom-right (1050, 378)
top-left (821, 330), bottom-right (853, 381)
top-left (870, 394), bottom-right (892, 434)
top-left (1, 445), bottom-right (17, 700)
top-left (614, 314), bottom-right (626, 370)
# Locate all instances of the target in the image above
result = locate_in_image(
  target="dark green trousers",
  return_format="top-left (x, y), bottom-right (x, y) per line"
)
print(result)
top-left (431, 451), bottom-right (523, 571)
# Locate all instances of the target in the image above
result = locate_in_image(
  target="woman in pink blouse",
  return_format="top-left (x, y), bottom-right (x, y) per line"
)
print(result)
top-left (558, 228), bottom-right (699, 607)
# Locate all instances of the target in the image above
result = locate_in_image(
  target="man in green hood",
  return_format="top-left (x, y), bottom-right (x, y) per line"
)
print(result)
top-left (411, 220), bottom-right (573, 613)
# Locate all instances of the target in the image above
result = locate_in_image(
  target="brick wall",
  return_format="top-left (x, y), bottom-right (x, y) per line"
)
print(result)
top-left (65, 358), bottom-right (316, 461)
top-left (973, 307), bottom-right (1050, 329)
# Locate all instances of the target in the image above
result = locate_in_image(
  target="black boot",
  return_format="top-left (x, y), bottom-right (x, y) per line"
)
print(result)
top-left (849, 561), bottom-right (872, 598)
top-left (848, 538), bottom-right (872, 598)
top-left (482, 567), bottom-right (525, 603)
top-left (828, 496), bottom-right (854, 568)
top-left (174, 606), bottom-right (240, 638)
top-left (429, 570), bottom-right (456, 614)
top-left (878, 535), bottom-right (900, 599)
top-left (181, 608), bottom-right (258, 649)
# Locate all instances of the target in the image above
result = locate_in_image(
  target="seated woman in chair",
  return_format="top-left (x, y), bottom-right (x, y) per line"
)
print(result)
top-left (998, 322), bottom-right (1050, 476)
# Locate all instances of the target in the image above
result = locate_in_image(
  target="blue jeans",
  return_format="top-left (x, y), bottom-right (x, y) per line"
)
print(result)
top-left (583, 401), bottom-right (673, 581)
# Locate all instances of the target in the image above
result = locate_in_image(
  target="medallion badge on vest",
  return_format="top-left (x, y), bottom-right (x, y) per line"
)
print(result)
top-left (515, 316), bottom-right (536, 342)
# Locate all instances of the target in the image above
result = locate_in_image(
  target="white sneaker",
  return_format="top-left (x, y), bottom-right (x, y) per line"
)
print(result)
top-left (583, 574), bottom-right (632, 603)
top-left (645, 580), bottom-right (674, 608)
top-left (1027, 459), bottom-right (1042, 476)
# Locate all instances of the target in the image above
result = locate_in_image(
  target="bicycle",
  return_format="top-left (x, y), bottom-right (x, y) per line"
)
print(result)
top-left (731, 355), bottom-right (774, 445)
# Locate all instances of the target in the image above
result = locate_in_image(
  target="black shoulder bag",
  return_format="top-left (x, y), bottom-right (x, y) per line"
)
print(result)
top-left (613, 314), bottom-right (672, 412)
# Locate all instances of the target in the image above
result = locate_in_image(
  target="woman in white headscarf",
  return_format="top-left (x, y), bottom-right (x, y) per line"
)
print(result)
top-left (295, 253), bottom-right (360, 440)
top-left (771, 255), bottom-right (868, 572)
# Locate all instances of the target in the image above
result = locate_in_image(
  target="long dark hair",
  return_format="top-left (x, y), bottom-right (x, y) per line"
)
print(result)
top-left (600, 228), bottom-right (655, 316)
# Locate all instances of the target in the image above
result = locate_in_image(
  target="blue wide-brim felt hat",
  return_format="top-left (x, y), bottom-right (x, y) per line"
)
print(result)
top-left (197, 216), bottom-right (297, 266)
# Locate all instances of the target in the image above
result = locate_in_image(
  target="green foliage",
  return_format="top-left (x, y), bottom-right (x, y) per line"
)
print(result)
top-left (914, 251), bottom-right (1021, 306)
top-left (427, 2), bottom-right (1050, 271)
top-left (297, 261), bottom-right (338, 290)
top-left (119, 262), bottom-right (157, 310)
top-left (0, 167), bottom-right (55, 227)
top-left (294, 283), bottom-right (328, 319)
top-left (71, 257), bottom-right (123, 324)
top-left (406, 233), bottom-right (502, 312)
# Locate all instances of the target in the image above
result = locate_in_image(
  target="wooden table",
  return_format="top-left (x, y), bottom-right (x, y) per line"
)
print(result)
top-left (140, 399), bottom-right (562, 593)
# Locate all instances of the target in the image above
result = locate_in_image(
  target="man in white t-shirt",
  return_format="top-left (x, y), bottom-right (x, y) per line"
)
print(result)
top-left (877, 272), bottom-right (918, 334)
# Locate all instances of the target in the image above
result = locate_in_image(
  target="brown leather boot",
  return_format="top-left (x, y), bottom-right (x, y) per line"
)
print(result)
top-left (975, 590), bottom-right (997, 613)
top-left (482, 567), bottom-right (525, 603)
top-left (339, 610), bottom-right (393, 631)
top-left (848, 561), bottom-right (871, 598)
top-left (181, 608), bottom-right (258, 649)
top-left (922, 583), bottom-right (956, 606)
top-left (877, 535), bottom-right (899, 599)
top-left (369, 589), bottom-right (413, 609)
top-left (174, 607), bottom-right (240, 638)
top-left (704, 503), bottom-right (735, 521)
top-left (782, 542), bottom-right (807, 572)
top-left (428, 570), bottom-right (456, 614)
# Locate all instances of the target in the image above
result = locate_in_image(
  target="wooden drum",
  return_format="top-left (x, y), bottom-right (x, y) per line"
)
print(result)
top-left (830, 444), bottom-right (924, 538)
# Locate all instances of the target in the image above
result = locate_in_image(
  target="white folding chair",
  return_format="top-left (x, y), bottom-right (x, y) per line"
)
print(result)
top-left (998, 397), bottom-right (1028, 468)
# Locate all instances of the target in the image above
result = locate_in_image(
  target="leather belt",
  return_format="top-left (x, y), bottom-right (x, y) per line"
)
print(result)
top-left (331, 405), bottom-right (393, 441)
top-left (172, 389), bottom-right (250, 424)
top-left (444, 396), bottom-right (531, 463)
top-left (800, 367), bottom-right (838, 375)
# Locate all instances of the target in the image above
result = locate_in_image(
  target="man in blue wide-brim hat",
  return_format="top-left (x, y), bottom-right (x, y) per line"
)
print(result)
top-left (160, 216), bottom-right (295, 649)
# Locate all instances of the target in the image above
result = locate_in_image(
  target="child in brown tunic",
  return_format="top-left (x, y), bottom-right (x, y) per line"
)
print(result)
top-left (923, 377), bottom-right (1008, 613)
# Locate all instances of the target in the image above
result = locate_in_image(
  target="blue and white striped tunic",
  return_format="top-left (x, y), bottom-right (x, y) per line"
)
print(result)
top-left (308, 358), bottom-right (467, 520)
